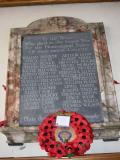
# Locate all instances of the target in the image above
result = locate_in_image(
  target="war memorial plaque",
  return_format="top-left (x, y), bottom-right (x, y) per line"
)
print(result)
top-left (2, 17), bottom-right (120, 143)
top-left (20, 32), bottom-right (103, 126)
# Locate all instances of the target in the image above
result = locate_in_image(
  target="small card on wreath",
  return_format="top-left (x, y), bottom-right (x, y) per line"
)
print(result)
top-left (56, 116), bottom-right (70, 127)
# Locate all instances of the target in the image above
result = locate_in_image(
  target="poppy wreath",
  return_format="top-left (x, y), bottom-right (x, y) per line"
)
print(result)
top-left (38, 110), bottom-right (93, 158)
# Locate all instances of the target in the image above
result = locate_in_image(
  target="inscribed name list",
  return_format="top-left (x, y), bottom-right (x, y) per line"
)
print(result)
top-left (20, 32), bottom-right (103, 126)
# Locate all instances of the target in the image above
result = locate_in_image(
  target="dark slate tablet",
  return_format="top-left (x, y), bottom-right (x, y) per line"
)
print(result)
top-left (19, 32), bottom-right (103, 126)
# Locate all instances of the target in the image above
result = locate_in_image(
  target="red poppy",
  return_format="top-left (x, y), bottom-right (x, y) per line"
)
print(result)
top-left (56, 145), bottom-right (66, 158)
top-left (75, 144), bottom-right (86, 156)
top-left (48, 141), bottom-right (57, 149)
top-left (65, 143), bottom-right (75, 154)
top-left (0, 120), bottom-right (7, 127)
top-left (40, 122), bottom-right (52, 131)
top-left (48, 151), bottom-right (56, 157)
top-left (85, 143), bottom-right (90, 150)
top-left (78, 133), bottom-right (93, 144)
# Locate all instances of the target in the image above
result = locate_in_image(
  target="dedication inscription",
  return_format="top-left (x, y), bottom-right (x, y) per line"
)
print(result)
top-left (20, 32), bottom-right (103, 126)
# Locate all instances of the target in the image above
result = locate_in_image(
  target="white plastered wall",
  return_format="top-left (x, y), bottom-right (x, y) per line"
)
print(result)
top-left (0, 2), bottom-right (120, 157)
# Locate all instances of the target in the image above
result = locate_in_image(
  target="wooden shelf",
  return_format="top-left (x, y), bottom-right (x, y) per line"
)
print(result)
top-left (0, 0), bottom-right (120, 7)
top-left (1, 153), bottom-right (120, 160)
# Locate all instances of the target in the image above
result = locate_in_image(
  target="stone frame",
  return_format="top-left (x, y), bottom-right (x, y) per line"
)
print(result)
top-left (1, 17), bottom-right (120, 144)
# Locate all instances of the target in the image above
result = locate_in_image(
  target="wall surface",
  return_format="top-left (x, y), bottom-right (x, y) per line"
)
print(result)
top-left (0, 2), bottom-right (120, 157)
